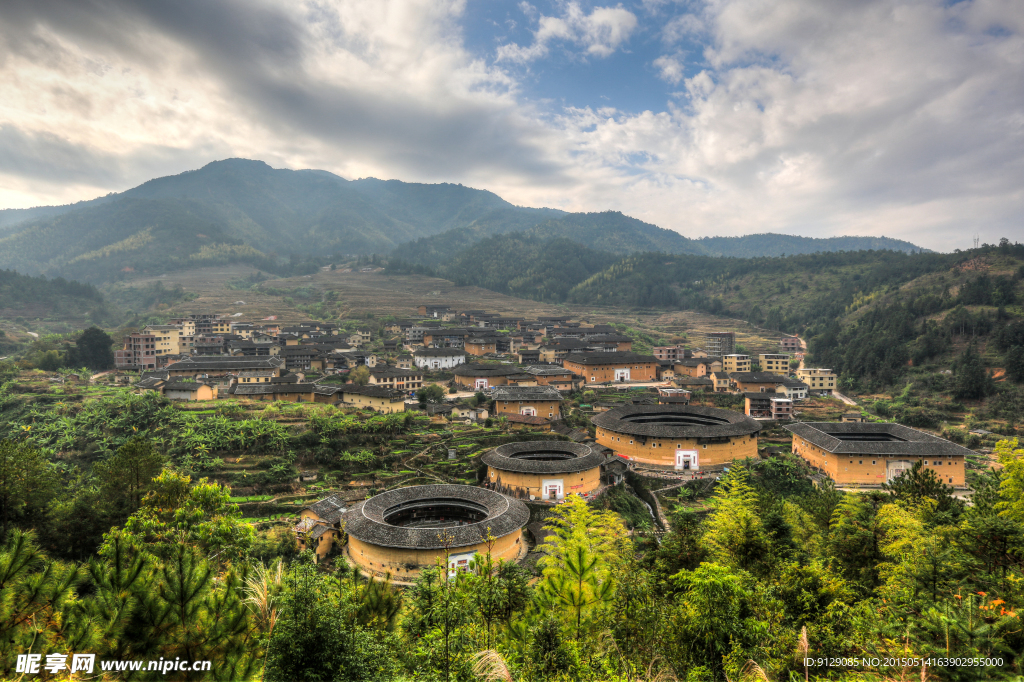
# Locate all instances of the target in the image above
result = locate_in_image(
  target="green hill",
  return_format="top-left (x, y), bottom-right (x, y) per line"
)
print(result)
top-left (0, 158), bottom-right (924, 283)
top-left (0, 269), bottom-right (114, 326)
top-left (391, 211), bottom-right (923, 267)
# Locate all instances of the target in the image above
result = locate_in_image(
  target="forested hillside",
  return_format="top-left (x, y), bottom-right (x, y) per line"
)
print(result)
top-left (392, 238), bottom-right (1024, 402)
top-left (0, 269), bottom-right (114, 325)
top-left (0, 158), bottom-right (922, 283)
top-left (390, 212), bottom-right (923, 267)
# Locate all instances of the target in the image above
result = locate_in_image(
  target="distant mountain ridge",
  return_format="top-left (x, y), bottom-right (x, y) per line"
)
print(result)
top-left (0, 158), bottom-right (924, 283)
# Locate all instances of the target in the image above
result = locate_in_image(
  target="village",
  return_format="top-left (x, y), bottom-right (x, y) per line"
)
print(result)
top-left (101, 302), bottom-right (979, 577)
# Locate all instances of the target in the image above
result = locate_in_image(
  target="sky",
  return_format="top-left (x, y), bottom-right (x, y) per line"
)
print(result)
top-left (0, 0), bottom-right (1022, 251)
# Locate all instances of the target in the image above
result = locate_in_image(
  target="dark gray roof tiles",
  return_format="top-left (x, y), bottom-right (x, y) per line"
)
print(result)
top-left (168, 356), bottom-right (284, 370)
top-left (563, 352), bottom-right (657, 365)
top-left (162, 380), bottom-right (211, 392)
top-left (370, 367), bottom-right (422, 377)
top-left (491, 386), bottom-right (563, 401)
top-left (784, 422), bottom-right (975, 457)
top-left (586, 334), bottom-right (633, 343)
top-left (414, 348), bottom-right (469, 357)
top-left (593, 404), bottom-right (761, 438)
top-left (731, 372), bottom-right (787, 383)
top-left (453, 363), bottom-right (520, 377)
top-left (339, 384), bottom-right (403, 398)
top-left (231, 383), bottom-right (318, 395)
top-left (482, 441), bottom-right (604, 474)
top-left (309, 524), bottom-right (332, 539)
top-left (522, 365), bottom-right (574, 376)
top-left (343, 485), bottom-right (529, 549)
top-left (305, 494), bottom-right (347, 523)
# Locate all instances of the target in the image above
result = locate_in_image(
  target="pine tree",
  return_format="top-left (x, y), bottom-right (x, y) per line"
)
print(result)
top-left (952, 342), bottom-right (991, 400)
top-left (1005, 345), bottom-right (1024, 382)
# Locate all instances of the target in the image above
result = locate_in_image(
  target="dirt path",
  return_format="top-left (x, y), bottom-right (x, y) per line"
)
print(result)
top-left (832, 391), bottom-right (858, 406)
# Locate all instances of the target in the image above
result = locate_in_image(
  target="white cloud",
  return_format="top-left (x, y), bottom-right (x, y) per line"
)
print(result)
top-left (0, 0), bottom-right (1021, 251)
top-left (652, 53), bottom-right (685, 84)
top-left (496, 2), bottom-right (638, 63)
top-left (545, 0), bottom-right (1024, 249)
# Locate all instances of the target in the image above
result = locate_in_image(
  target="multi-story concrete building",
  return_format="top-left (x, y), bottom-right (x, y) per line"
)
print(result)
top-left (722, 354), bottom-right (751, 373)
top-left (776, 377), bottom-right (809, 401)
top-left (115, 331), bottom-right (158, 370)
top-left (653, 345), bottom-right (689, 361)
top-left (759, 353), bottom-right (791, 375)
top-left (779, 336), bottom-right (801, 352)
top-left (796, 368), bottom-right (837, 395)
top-left (701, 332), bottom-right (736, 356)
top-left (368, 367), bottom-right (423, 391)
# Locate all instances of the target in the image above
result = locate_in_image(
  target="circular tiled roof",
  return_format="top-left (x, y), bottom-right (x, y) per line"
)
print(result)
top-left (453, 363), bottom-right (520, 377)
top-left (482, 441), bottom-right (605, 475)
top-left (592, 404), bottom-right (760, 439)
top-left (344, 484), bottom-right (529, 550)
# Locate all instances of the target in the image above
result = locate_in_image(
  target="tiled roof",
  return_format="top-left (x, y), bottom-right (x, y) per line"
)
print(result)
top-left (731, 372), bottom-right (787, 383)
top-left (414, 348), bottom-right (469, 357)
top-left (167, 356), bottom-right (284, 371)
top-left (675, 376), bottom-right (714, 386)
top-left (163, 380), bottom-right (210, 392)
top-left (522, 365), bottom-right (573, 376)
top-left (784, 422), bottom-right (976, 457)
top-left (231, 383), bottom-right (318, 395)
top-left (586, 334), bottom-right (632, 343)
top-left (305, 494), bottom-right (347, 524)
top-left (491, 386), bottom-right (563, 402)
top-left (562, 352), bottom-right (657, 365)
top-left (483, 441), bottom-right (603, 475)
top-left (370, 367), bottom-right (421, 378)
top-left (339, 384), bottom-right (404, 398)
top-left (453, 363), bottom-right (520, 377)
top-left (343, 485), bottom-right (529, 549)
top-left (593, 404), bottom-right (761, 439)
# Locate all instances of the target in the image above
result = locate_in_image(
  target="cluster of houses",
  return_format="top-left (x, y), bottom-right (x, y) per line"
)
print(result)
top-left (265, 314), bottom-right (973, 568)
top-left (119, 307), bottom-right (837, 429)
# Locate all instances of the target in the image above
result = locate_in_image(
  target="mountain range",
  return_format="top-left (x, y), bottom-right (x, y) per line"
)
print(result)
top-left (0, 158), bottom-right (924, 283)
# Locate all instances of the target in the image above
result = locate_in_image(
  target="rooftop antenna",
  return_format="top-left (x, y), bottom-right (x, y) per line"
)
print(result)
top-left (973, 233), bottom-right (980, 249)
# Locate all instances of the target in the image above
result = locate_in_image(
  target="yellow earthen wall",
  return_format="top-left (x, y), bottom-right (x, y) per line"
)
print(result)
top-left (562, 360), bottom-right (658, 383)
top-left (792, 436), bottom-right (965, 486)
top-left (494, 399), bottom-right (562, 418)
top-left (348, 528), bottom-right (523, 578)
top-left (486, 466), bottom-right (602, 496)
top-left (454, 374), bottom-right (510, 388)
top-left (595, 427), bottom-right (758, 467)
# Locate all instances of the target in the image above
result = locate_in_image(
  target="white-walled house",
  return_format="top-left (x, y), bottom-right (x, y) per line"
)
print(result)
top-left (413, 348), bottom-right (468, 370)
